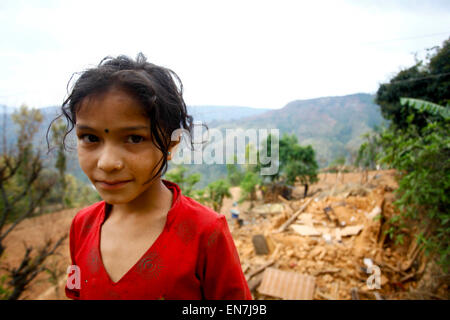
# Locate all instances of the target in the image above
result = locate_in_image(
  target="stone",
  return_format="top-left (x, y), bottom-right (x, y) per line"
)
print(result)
top-left (252, 234), bottom-right (270, 255)
top-left (291, 224), bottom-right (321, 236)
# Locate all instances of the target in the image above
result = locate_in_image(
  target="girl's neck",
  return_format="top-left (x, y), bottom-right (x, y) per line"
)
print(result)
top-left (107, 179), bottom-right (173, 222)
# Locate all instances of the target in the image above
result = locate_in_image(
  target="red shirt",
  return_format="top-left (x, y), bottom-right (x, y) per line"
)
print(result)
top-left (65, 179), bottom-right (251, 300)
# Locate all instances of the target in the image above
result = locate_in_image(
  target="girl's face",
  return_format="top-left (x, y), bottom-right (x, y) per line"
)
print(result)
top-left (75, 88), bottom-right (167, 205)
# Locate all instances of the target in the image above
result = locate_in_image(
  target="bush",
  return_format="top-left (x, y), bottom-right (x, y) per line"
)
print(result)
top-left (378, 104), bottom-right (450, 270)
top-left (239, 171), bottom-right (261, 203)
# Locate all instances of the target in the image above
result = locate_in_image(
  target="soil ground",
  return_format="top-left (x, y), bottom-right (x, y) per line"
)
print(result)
top-left (0, 169), bottom-right (446, 299)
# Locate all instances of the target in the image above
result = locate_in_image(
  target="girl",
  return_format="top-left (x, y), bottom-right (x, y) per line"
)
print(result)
top-left (53, 53), bottom-right (251, 300)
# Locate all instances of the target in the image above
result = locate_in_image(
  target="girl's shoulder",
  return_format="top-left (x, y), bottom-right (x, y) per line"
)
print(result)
top-left (176, 194), bottom-right (226, 231)
top-left (165, 179), bottom-right (220, 226)
top-left (71, 201), bottom-right (105, 230)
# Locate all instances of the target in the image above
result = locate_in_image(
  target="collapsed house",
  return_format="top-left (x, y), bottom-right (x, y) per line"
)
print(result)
top-left (229, 170), bottom-right (446, 300)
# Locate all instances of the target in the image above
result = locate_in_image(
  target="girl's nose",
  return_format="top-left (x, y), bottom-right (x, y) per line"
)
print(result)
top-left (97, 146), bottom-right (124, 172)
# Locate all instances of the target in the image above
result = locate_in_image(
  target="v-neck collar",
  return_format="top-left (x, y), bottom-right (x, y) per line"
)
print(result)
top-left (96, 179), bottom-right (182, 285)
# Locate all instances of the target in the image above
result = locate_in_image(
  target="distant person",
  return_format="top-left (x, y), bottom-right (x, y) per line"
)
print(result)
top-left (230, 201), bottom-right (240, 218)
top-left (230, 202), bottom-right (242, 227)
top-left (49, 53), bottom-right (251, 300)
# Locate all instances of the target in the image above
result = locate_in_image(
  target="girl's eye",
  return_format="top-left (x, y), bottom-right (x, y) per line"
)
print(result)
top-left (127, 135), bottom-right (144, 144)
top-left (80, 134), bottom-right (99, 143)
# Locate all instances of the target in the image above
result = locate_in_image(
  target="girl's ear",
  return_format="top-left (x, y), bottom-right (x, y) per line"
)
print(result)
top-left (167, 140), bottom-right (180, 161)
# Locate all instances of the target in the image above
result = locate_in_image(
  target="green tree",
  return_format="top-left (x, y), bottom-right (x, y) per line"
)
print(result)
top-left (400, 98), bottom-right (450, 120)
top-left (0, 105), bottom-right (66, 300)
top-left (64, 174), bottom-right (101, 208)
top-left (50, 118), bottom-right (67, 207)
top-left (164, 165), bottom-right (200, 198)
top-left (355, 126), bottom-right (384, 171)
top-left (205, 179), bottom-right (232, 212)
top-left (329, 156), bottom-right (346, 168)
top-left (243, 143), bottom-right (261, 176)
top-left (265, 133), bottom-right (296, 182)
top-left (327, 155), bottom-right (346, 173)
top-left (284, 144), bottom-right (319, 197)
top-left (226, 155), bottom-right (245, 186)
top-left (0, 105), bottom-right (52, 240)
top-left (378, 101), bottom-right (449, 269)
top-left (239, 170), bottom-right (261, 204)
top-left (375, 37), bottom-right (450, 130)
top-left (261, 133), bottom-right (319, 197)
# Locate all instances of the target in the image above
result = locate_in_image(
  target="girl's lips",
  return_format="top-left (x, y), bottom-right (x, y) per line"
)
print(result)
top-left (96, 180), bottom-right (131, 190)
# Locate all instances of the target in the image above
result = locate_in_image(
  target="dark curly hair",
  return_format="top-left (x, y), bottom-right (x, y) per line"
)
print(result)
top-left (47, 53), bottom-right (201, 184)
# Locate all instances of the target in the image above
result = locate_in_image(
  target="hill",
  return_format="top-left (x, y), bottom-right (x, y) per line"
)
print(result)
top-left (1, 93), bottom-right (383, 188)
top-left (210, 93), bottom-right (383, 166)
top-left (0, 104), bottom-right (272, 185)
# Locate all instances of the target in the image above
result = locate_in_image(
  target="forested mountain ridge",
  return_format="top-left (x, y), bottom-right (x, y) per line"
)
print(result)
top-left (1, 92), bottom-right (383, 187)
top-left (209, 93), bottom-right (383, 166)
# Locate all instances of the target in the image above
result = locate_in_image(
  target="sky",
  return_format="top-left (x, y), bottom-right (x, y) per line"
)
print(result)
top-left (0, 0), bottom-right (449, 110)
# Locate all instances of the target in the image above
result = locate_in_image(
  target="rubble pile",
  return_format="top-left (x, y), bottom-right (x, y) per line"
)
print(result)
top-left (229, 170), bottom-right (435, 300)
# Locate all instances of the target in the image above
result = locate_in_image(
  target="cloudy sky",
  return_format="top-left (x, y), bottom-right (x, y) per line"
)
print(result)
top-left (1, 0), bottom-right (449, 110)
